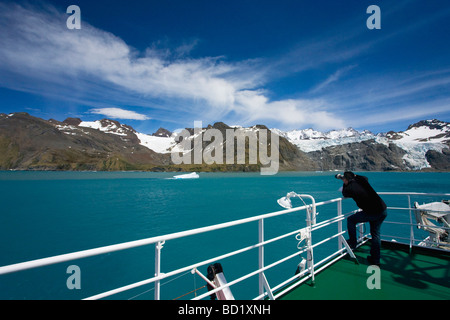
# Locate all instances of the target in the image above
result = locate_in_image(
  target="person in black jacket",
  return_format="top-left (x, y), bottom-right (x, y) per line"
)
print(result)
top-left (336, 171), bottom-right (387, 266)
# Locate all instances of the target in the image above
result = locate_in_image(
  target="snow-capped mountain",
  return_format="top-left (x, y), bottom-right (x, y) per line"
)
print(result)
top-left (378, 119), bottom-right (450, 170)
top-left (385, 119), bottom-right (450, 143)
top-left (75, 119), bottom-right (177, 154)
top-left (272, 119), bottom-right (449, 170)
top-left (79, 119), bottom-right (134, 136)
top-left (74, 118), bottom-right (450, 170)
top-left (0, 112), bottom-right (448, 171)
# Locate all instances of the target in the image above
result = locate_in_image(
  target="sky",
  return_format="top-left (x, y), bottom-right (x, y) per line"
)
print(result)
top-left (0, 0), bottom-right (449, 135)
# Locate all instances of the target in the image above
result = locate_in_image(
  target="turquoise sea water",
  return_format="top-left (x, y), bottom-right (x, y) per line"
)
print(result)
top-left (0, 171), bottom-right (449, 300)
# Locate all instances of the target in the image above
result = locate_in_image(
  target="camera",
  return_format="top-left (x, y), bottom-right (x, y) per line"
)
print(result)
top-left (335, 174), bottom-right (344, 180)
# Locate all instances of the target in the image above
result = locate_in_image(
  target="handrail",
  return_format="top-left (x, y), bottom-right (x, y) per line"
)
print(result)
top-left (379, 192), bottom-right (450, 197)
top-left (1, 192), bottom-right (449, 300)
top-left (0, 203), bottom-right (309, 276)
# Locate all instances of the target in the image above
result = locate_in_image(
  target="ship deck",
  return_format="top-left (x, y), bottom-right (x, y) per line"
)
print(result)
top-left (279, 241), bottom-right (450, 300)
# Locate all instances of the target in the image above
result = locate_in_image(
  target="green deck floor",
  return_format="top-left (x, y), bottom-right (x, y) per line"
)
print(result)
top-left (279, 242), bottom-right (450, 300)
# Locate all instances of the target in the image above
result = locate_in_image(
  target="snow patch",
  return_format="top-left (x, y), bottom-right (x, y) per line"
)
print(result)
top-left (135, 132), bottom-right (176, 154)
top-left (79, 120), bottom-right (129, 136)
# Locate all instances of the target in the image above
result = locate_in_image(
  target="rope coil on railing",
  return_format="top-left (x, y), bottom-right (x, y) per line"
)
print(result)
top-left (173, 285), bottom-right (207, 300)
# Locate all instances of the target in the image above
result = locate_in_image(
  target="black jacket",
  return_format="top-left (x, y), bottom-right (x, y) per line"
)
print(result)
top-left (342, 175), bottom-right (387, 215)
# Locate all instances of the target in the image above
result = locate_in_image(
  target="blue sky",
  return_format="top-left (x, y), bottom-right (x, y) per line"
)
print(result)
top-left (0, 0), bottom-right (449, 134)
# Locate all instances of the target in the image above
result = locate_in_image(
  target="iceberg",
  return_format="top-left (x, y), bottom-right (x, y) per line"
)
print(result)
top-left (173, 172), bottom-right (199, 179)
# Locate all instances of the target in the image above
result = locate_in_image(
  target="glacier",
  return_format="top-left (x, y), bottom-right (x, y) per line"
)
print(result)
top-left (271, 120), bottom-right (449, 170)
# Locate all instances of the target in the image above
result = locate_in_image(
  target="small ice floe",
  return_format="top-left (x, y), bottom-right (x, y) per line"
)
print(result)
top-left (173, 172), bottom-right (200, 179)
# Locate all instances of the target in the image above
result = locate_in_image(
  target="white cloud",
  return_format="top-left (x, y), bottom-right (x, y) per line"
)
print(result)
top-left (0, 2), bottom-right (346, 130)
top-left (234, 90), bottom-right (344, 130)
top-left (89, 108), bottom-right (150, 120)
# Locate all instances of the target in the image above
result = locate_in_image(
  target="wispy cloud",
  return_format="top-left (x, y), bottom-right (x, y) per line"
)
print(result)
top-left (310, 65), bottom-right (357, 94)
top-left (352, 98), bottom-right (450, 128)
top-left (89, 108), bottom-right (150, 120)
top-left (0, 2), bottom-right (345, 130)
top-left (0, 1), bottom-right (448, 132)
top-left (322, 68), bottom-right (450, 114)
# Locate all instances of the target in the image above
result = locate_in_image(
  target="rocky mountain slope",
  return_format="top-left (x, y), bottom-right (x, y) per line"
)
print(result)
top-left (0, 113), bottom-right (170, 171)
top-left (0, 113), bottom-right (314, 171)
top-left (0, 112), bottom-right (448, 171)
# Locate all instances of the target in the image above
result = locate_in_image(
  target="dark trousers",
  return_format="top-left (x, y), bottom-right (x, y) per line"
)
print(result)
top-left (347, 210), bottom-right (387, 263)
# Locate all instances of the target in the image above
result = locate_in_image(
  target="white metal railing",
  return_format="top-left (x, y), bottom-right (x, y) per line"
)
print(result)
top-left (0, 192), bottom-right (448, 300)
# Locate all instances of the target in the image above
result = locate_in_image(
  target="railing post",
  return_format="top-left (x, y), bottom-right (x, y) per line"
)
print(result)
top-left (338, 199), bottom-right (343, 251)
top-left (258, 219), bottom-right (264, 297)
top-left (358, 223), bottom-right (364, 242)
top-left (408, 195), bottom-right (414, 253)
top-left (306, 204), bottom-right (315, 284)
top-left (154, 241), bottom-right (165, 300)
